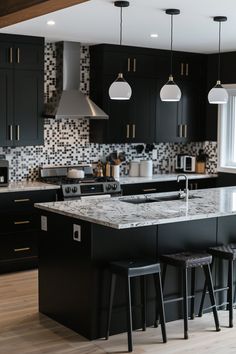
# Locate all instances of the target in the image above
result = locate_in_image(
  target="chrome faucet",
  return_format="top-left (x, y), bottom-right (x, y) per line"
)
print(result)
top-left (177, 174), bottom-right (189, 199)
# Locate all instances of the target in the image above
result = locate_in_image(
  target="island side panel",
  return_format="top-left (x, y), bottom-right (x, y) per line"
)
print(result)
top-left (38, 212), bottom-right (94, 339)
top-left (157, 218), bottom-right (217, 322)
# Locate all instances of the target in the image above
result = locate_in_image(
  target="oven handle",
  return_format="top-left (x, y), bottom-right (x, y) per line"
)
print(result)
top-left (80, 194), bottom-right (112, 200)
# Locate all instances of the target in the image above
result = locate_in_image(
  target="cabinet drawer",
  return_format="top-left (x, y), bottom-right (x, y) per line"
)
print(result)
top-left (0, 214), bottom-right (40, 234)
top-left (0, 190), bottom-right (56, 212)
top-left (0, 232), bottom-right (38, 261)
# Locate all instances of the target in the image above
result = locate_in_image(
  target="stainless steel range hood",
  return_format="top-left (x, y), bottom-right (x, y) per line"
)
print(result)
top-left (46, 41), bottom-right (108, 119)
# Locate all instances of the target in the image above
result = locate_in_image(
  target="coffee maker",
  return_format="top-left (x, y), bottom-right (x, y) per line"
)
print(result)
top-left (0, 160), bottom-right (9, 186)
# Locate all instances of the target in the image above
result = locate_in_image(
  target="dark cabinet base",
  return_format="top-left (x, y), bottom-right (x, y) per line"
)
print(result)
top-left (38, 212), bottom-right (231, 340)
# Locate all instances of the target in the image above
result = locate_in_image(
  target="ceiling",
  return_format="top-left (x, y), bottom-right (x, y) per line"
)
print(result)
top-left (1, 0), bottom-right (236, 54)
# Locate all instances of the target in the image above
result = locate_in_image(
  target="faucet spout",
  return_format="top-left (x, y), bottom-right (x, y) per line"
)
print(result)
top-left (177, 174), bottom-right (189, 199)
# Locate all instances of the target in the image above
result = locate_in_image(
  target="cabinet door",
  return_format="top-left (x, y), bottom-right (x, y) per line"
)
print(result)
top-left (128, 76), bottom-right (157, 142)
top-left (14, 43), bottom-right (44, 71)
top-left (173, 54), bottom-right (205, 81)
top-left (0, 69), bottom-right (14, 146)
top-left (14, 70), bottom-right (44, 146)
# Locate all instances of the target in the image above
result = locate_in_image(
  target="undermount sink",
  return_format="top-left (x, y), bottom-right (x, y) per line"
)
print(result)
top-left (121, 194), bottom-right (202, 205)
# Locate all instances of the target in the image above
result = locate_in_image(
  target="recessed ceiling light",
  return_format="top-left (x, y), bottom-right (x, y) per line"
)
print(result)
top-left (47, 20), bottom-right (55, 26)
top-left (150, 33), bottom-right (158, 38)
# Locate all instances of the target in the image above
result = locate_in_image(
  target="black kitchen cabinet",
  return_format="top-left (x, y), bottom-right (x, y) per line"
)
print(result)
top-left (14, 70), bottom-right (44, 146)
top-left (0, 34), bottom-right (44, 147)
top-left (121, 177), bottom-right (217, 196)
top-left (90, 43), bottom-right (207, 144)
top-left (0, 189), bottom-right (57, 273)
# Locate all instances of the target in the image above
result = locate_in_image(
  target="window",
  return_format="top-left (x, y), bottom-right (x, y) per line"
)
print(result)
top-left (218, 85), bottom-right (236, 173)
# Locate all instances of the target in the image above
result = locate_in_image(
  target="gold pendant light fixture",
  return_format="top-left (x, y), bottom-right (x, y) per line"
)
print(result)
top-left (208, 16), bottom-right (228, 104)
top-left (160, 9), bottom-right (181, 102)
top-left (109, 1), bottom-right (132, 100)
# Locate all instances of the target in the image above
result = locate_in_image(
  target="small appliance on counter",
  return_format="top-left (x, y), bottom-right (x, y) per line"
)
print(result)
top-left (175, 155), bottom-right (196, 173)
top-left (140, 160), bottom-right (153, 177)
top-left (0, 159), bottom-right (9, 187)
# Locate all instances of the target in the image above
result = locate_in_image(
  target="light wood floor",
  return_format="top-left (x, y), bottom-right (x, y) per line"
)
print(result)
top-left (0, 270), bottom-right (235, 354)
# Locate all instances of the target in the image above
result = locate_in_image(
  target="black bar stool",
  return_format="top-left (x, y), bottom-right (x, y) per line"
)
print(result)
top-left (106, 260), bottom-right (167, 352)
top-left (161, 251), bottom-right (220, 339)
top-left (198, 244), bottom-right (236, 328)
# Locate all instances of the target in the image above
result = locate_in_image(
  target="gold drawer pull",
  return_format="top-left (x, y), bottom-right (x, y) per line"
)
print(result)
top-left (14, 199), bottom-right (30, 203)
top-left (181, 63), bottom-right (184, 75)
top-left (132, 124), bottom-right (136, 138)
top-left (14, 221), bottom-right (30, 225)
top-left (186, 63), bottom-right (189, 76)
top-left (9, 47), bottom-right (13, 64)
top-left (142, 188), bottom-right (157, 192)
top-left (126, 124), bottom-right (130, 138)
top-left (14, 247), bottom-right (31, 253)
top-left (133, 58), bottom-right (136, 72)
top-left (127, 58), bottom-right (131, 72)
top-left (16, 48), bottom-right (20, 63)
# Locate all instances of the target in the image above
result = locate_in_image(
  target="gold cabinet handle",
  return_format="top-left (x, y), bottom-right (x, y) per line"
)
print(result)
top-left (133, 58), bottom-right (136, 72)
top-left (14, 247), bottom-right (31, 252)
top-left (16, 48), bottom-right (20, 63)
top-left (9, 125), bottom-right (13, 141)
top-left (127, 58), bottom-right (131, 72)
top-left (186, 63), bottom-right (189, 76)
top-left (14, 221), bottom-right (30, 225)
top-left (9, 47), bottom-right (13, 64)
top-left (132, 124), bottom-right (136, 138)
top-left (126, 124), bottom-right (130, 138)
top-left (142, 188), bottom-right (157, 192)
top-left (14, 198), bottom-right (30, 203)
top-left (16, 125), bottom-right (20, 141)
top-left (181, 63), bottom-right (184, 76)
top-left (183, 124), bottom-right (187, 138)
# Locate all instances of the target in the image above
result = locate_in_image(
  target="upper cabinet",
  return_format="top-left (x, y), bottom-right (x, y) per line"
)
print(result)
top-left (0, 34), bottom-right (44, 147)
top-left (90, 44), bottom-right (207, 144)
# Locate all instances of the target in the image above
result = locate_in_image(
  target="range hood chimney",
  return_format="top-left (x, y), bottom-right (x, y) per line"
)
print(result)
top-left (45, 42), bottom-right (108, 119)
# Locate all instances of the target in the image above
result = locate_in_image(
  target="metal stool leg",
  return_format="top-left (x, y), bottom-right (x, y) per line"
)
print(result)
top-left (190, 268), bottom-right (195, 320)
top-left (228, 260), bottom-right (234, 328)
top-left (198, 259), bottom-right (214, 317)
top-left (141, 276), bottom-right (146, 331)
top-left (183, 268), bottom-right (189, 339)
top-left (127, 276), bottom-right (133, 352)
top-left (203, 264), bottom-right (220, 332)
top-left (155, 264), bottom-right (167, 328)
top-left (106, 273), bottom-right (116, 340)
top-left (154, 272), bottom-right (167, 343)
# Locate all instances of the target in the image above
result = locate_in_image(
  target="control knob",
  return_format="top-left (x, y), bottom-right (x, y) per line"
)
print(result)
top-left (65, 187), bottom-right (71, 193)
top-left (112, 183), bottom-right (117, 190)
top-left (106, 184), bottom-right (112, 191)
top-left (72, 186), bottom-right (78, 193)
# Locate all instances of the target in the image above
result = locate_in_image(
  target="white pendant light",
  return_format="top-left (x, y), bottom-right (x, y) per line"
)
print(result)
top-left (208, 16), bottom-right (228, 105)
top-left (109, 1), bottom-right (132, 100)
top-left (160, 9), bottom-right (181, 102)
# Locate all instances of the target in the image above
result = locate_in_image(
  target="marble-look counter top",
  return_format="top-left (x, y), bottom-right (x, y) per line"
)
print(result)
top-left (0, 181), bottom-right (60, 193)
top-left (119, 173), bottom-right (218, 185)
top-left (35, 186), bottom-right (236, 230)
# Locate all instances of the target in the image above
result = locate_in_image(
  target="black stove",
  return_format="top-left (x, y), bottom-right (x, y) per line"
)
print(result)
top-left (39, 165), bottom-right (121, 200)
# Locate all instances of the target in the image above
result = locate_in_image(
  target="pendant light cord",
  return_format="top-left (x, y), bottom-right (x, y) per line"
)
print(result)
top-left (120, 6), bottom-right (123, 46)
top-left (218, 21), bottom-right (221, 81)
top-left (170, 14), bottom-right (173, 76)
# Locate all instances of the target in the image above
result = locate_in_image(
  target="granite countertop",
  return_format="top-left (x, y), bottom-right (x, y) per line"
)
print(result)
top-left (119, 173), bottom-right (218, 185)
top-left (35, 186), bottom-right (236, 230)
top-left (0, 181), bottom-right (60, 193)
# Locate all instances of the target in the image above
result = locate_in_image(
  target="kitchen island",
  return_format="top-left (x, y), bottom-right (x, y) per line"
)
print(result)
top-left (35, 187), bottom-right (236, 340)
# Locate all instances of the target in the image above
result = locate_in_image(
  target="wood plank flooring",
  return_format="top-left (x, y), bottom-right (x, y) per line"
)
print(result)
top-left (0, 270), bottom-right (235, 354)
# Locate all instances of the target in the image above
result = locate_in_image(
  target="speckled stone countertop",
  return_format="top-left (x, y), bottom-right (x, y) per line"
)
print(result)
top-left (35, 186), bottom-right (236, 230)
top-left (119, 173), bottom-right (218, 185)
top-left (0, 181), bottom-right (60, 193)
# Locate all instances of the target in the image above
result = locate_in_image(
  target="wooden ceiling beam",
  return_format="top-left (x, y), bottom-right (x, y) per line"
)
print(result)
top-left (0, 0), bottom-right (89, 29)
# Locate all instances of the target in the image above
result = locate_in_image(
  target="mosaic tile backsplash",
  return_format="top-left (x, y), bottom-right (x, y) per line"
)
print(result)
top-left (0, 43), bottom-right (217, 181)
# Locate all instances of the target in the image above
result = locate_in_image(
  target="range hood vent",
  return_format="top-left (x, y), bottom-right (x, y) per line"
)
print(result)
top-left (45, 41), bottom-right (108, 119)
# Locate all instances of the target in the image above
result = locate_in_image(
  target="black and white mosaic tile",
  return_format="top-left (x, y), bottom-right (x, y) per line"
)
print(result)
top-left (0, 43), bottom-right (218, 181)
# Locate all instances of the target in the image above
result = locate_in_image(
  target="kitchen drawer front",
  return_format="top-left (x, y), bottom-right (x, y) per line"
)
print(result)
top-left (0, 190), bottom-right (57, 212)
top-left (121, 183), bottom-right (159, 196)
top-left (0, 214), bottom-right (40, 234)
top-left (0, 232), bottom-right (38, 261)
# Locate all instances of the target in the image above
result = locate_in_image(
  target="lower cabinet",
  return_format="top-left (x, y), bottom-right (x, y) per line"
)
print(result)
top-left (0, 189), bottom-right (57, 273)
top-left (121, 178), bottom-right (217, 196)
